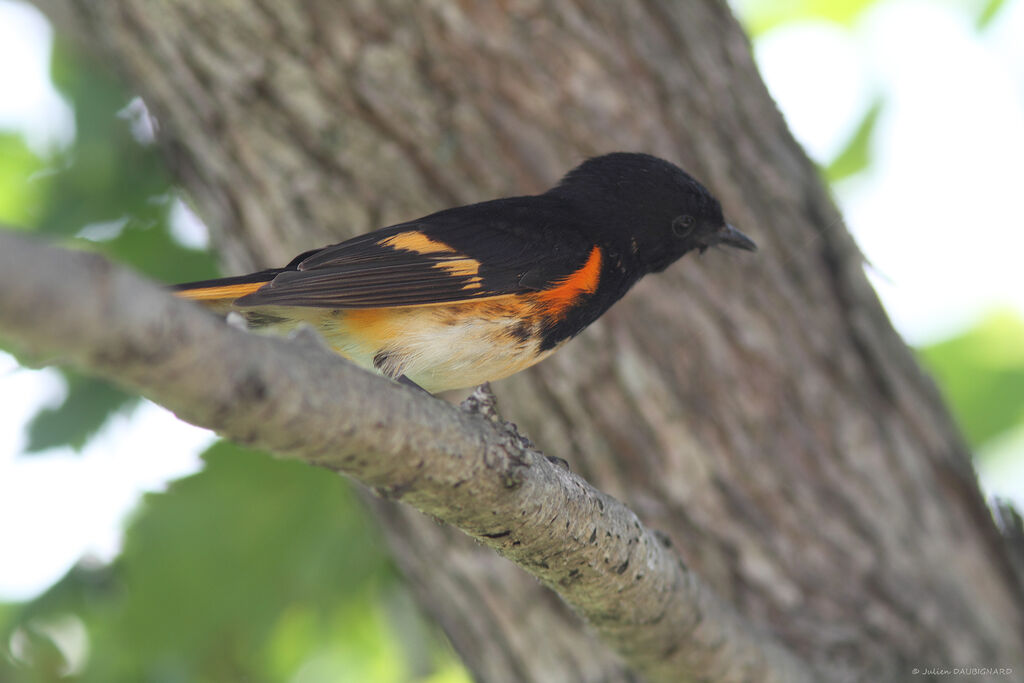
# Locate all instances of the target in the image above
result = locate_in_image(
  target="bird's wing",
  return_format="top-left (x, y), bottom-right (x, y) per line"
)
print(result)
top-left (233, 202), bottom-right (598, 309)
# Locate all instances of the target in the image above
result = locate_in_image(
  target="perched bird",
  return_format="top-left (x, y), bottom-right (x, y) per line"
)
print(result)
top-left (174, 153), bottom-right (755, 393)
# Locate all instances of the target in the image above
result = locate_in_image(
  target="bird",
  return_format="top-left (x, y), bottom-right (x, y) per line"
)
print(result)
top-left (173, 152), bottom-right (756, 393)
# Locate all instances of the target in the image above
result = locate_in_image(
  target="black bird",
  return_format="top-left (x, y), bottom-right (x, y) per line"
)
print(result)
top-left (174, 152), bottom-right (756, 393)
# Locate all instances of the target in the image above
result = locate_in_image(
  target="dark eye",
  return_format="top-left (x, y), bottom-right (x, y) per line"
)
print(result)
top-left (672, 215), bottom-right (695, 238)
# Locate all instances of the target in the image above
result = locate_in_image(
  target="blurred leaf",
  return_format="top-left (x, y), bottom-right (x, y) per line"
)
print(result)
top-left (734, 0), bottom-right (878, 36)
top-left (976, 0), bottom-right (1009, 28)
top-left (0, 441), bottom-right (469, 681)
top-left (0, 564), bottom-right (118, 683)
top-left (735, 0), bottom-right (1008, 36)
top-left (0, 133), bottom-right (47, 228)
top-left (25, 372), bottom-right (136, 453)
top-left (79, 441), bottom-right (399, 681)
top-left (826, 97), bottom-right (883, 182)
top-left (6, 564), bottom-right (119, 625)
top-left (39, 42), bottom-right (172, 238)
top-left (266, 599), bottom-right (408, 682)
top-left (73, 218), bottom-right (218, 284)
top-left (6, 626), bottom-right (68, 682)
top-left (918, 310), bottom-right (1024, 451)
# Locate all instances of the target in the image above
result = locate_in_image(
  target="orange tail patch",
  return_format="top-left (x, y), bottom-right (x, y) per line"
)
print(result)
top-left (176, 281), bottom-right (266, 302)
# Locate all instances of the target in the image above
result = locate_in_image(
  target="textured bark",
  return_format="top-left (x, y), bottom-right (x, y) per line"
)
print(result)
top-left (41, 1), bottom-right (1024, 681)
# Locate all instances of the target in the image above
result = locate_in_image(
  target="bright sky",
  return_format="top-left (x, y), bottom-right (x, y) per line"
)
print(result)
top-left (1, 0), bottom-right (1022, 600)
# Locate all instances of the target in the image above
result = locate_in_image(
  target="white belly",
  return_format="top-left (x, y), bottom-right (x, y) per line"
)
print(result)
top-left (258, 299), bottom-right (560, 393)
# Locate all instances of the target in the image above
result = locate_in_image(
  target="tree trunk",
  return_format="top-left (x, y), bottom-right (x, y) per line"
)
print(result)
top-left (46, 1), bottom-right (1024, 681)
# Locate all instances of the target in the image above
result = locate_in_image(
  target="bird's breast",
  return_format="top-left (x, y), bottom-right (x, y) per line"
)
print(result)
top-left (253, 297), bottom-right (564, 393)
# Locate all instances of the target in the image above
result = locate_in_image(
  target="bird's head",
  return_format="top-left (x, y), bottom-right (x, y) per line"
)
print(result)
top-left (550, 152), bottom-right (756, 273)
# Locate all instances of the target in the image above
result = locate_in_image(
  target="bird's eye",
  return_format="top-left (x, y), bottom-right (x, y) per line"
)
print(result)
top-left (672, 215), bottom-right (696, 238)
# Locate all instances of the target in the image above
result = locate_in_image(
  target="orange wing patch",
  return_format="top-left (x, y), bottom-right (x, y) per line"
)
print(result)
top-left (176, 281), bottom-right (265, 302)
top-left (534, 246), bottom-right (602, 319)
top-left (434, 258), bottom-right (481, 279)
top-left (380, 231), bottom-right (455, 254)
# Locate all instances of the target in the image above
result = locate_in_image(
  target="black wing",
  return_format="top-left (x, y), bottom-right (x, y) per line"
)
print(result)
top-left (234, 196), bottom-right (595, 309)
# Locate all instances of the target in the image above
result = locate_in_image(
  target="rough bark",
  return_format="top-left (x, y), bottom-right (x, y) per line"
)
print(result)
top-left (37, 1), bottom-right (1024, 682)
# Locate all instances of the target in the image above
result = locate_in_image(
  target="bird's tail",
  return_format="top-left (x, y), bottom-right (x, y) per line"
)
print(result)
top-left (171, 271), bottom-right (278, 313)
top-left (172, 248), bottom-right (318, 312)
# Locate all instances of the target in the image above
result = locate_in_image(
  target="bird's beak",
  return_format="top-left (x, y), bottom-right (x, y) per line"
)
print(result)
top-left (715, 223), bottom-right (757, 251)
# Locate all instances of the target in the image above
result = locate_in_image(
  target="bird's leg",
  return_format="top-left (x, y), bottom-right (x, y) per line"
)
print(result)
top-left (459, 383), bottom-right (570, 471)
top-left (397, 374), bottom-right (431, 394)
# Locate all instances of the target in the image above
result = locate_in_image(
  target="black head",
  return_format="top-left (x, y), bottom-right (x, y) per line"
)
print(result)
top-left (548, 153), bottom-right (755, 273)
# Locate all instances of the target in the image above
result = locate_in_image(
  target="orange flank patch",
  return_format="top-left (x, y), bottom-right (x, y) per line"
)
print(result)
top-left (340, 307), bottom-right (410, 349)
top-left (380, 231), bottom-right (455, 254)
top-left (340, 299), bottom-right (530, 351)
top-left (326, 298), bottom-right (552, 392)
top-left (534, 246), bottom-right (602, 319)
top-left (176, 281), bottom-right (265, 302)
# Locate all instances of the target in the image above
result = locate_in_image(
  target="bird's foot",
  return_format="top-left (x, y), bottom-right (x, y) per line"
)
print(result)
top-left (460, 382), bottom-right (501, 422)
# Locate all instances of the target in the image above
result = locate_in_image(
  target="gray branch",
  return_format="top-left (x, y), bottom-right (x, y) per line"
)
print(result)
top-left (0, 231), bottom-right (813, 683)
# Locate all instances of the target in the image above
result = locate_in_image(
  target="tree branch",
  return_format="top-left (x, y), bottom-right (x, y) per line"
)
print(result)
top-left (0, 231), bottom-right (813, 683)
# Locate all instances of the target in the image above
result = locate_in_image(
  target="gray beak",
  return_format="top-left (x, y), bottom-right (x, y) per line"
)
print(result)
top-left (715, 223), bottom-right (757, 252)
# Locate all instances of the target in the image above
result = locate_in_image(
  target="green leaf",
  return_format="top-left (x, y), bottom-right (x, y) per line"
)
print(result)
top-left (735, 0), bottom-right (1013, 39)
top-left (3, 442), bottom-right (470, 682)
top-left (25, 372), bottom-right (137, 452)
top-left (38, 39), bottom-right (175, 238)
top-left (734, 0), bottom-right (878, 36)
top-left (76, 218), bottom-right (219, 284)
top-left (825, 97), bottom-right (883, 182)
top-left (0, 133), bottom-right (47, 228)
top-left (976, 0), bottom-right (1008, 28)
top-left (917, 310), bottom-right (1024, 452)
top-left (95, 442), bottom-right (397, 680)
